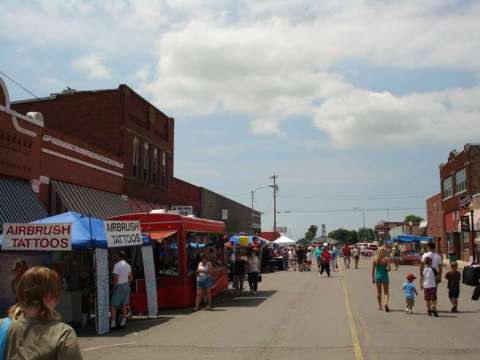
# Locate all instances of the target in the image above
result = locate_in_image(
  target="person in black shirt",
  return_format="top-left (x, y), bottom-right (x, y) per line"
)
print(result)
top-left (232, 250), bottom-right (247, 296)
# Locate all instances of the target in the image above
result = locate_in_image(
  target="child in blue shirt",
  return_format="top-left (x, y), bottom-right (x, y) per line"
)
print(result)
top-left (402, 273), bottom-right (418, 314)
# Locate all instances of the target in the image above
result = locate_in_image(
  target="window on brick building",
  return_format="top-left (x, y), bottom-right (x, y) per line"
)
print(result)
top-left (442, 176), bottom-right (452, 199)
top-left (152, 148), bottom-right (159, 185)
top-left (162, 151), bottom-right (167, 188)
top-left (144, 142), bottom-right (150, 182)
top-left (133, 137), bottom-right (140, 178)
top-left (455, 168), bottom-right (467, 194)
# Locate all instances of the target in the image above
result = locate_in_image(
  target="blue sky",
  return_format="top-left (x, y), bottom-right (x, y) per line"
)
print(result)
top-left (1, 0), bottom-right (480, 239)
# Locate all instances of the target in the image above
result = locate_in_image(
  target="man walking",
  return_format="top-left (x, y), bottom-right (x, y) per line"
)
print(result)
top-left (320, 247), bottom-right (331, 277)
top-left (420, 242), bottom-right (443, 309)
top-left (110, 251), bottom-right (132, 329)
top-left (342, 243), bottom-right (351, 269)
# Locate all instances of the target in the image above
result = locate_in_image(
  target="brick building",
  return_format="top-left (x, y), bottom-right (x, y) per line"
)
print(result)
top-left (201, 189), bottom-right (261, 234)
top-left (1, 77), bottom-right (132, 222)
top-left (375, 221), bottom-right (406, 243)
top-left (12, 85), bottom-right (174, 209)
top-left (7, 80), bottom-right (260, 233)
top-left (440, 144), bottom-right (480, 262)
top-left (426, 193), bottom-right (444, 254)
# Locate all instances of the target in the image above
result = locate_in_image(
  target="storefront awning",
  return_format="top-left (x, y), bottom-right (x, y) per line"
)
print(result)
top-left (0, 177), bottom-right (48, 225)
top-left (149, 230), bottom-right (177, 241)
top-left (52, 180), bottom-right (132, 219)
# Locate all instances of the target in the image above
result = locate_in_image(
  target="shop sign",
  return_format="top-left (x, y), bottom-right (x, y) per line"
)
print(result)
top-left (221, 209), bottom-right (229, 220)
top-left (2, 223), bottom-right (72, 251)
top-left (459, 195), bottom-right (472, 209)
top-left (105, 220), bottom-right (142, 248)
top-left (460, 215), bottom-right (471, 232)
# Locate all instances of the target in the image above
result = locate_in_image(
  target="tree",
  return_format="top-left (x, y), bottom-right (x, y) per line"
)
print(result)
top-left (404, 215), bottom-right (424, 226)
top-left (304, 225), bottom-right (318, 243)
top-left (358, 228), bottom-right (376, 242)
top-left (328, 228), bottom-right (358, 244)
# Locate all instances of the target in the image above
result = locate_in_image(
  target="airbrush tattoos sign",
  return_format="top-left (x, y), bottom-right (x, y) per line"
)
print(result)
top-left (2, 223), bottom-right (72, 251)
top-left (105, 220), bottom-right (142, 248)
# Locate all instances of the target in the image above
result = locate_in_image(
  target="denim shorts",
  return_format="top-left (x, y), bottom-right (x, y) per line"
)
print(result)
top-left (111, 283), bottom-right (131, 307)
top-left (197, 277), bottom-right (213, 289)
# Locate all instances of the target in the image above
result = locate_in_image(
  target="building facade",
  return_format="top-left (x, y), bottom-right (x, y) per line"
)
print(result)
top-left (12, 85), bottom-right (174, 209)
top-left (426, 193), bottom-right (444, 254)
top-left (375, 221), bottom-right (406, 243)
top-left (201, 188), bottom-right (261, 234)
top-left (440, 144), bottom-right (480, 262)
top-left (7, 79), bottom-right (260, 234)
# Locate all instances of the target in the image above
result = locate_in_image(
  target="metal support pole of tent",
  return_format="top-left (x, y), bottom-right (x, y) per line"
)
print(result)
top-left (141, 245), bottom-right (158, 318)
top-left (470, 210), bottom-right (475, 263)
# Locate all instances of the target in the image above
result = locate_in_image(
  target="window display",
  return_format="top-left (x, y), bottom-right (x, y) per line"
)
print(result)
top-left (153, 234), bottom-right (179, 276)
top-left (187, 232), bottom-right (226, 275)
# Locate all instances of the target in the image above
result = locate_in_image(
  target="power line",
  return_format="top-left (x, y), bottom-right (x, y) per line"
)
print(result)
top-left (223, 192), bottom-right (431, 201)
top-left (260, 207), bottom-right (426, 214)
top-left (0, 70), bottom-right (39, 99)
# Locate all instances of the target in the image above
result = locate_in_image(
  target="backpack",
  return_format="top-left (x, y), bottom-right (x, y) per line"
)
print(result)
top-left (0, 317), bottom-right (12, 359)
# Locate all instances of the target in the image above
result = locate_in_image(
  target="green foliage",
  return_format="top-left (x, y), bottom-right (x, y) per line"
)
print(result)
top-left (304, 225), bottom-right (318, 243)
top-left (357, 228), bottom-right (375, 242)
top-left (404, 214), bottom-right (424, 226)
top-left (328, 228), bottom-right (358, 244)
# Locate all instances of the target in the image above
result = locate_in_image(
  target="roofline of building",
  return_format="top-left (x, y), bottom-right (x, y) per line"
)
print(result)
top-left (201, 187), bottom-right (260, 214)
top-left (426, 192), bottom-right (441, 201)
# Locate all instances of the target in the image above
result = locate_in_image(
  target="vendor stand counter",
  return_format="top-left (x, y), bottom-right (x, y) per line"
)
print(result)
top-left (110, 213), bottom-right (228, 312)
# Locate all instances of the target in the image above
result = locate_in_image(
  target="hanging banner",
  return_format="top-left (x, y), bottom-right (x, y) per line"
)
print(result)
top-left (95, 248), bottom-right (110, 335)
top-left (105, 220), bottom-right (142, 248)
top-left (2, 223), bottom-right (72, 251)
top-left (141, 246), bottom-right (158, 318)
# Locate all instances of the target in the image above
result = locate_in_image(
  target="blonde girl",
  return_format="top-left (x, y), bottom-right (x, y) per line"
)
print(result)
top-left (0, 267), bottom-right (82, 359)
top-left (372, 247), bottom-right (391, 312)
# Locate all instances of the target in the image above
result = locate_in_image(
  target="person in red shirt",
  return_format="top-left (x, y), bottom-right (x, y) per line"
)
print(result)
top-left (342, 244), bottom-right (351, 269)
top-left (320, 247), bottom-right (331, 277)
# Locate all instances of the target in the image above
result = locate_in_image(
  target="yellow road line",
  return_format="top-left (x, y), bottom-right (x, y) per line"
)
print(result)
top-left (341, 276), bottom-right (364, 360)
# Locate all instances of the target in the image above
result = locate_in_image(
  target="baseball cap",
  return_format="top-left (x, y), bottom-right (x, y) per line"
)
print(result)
top-left (406, 273), bottom-right (416, 281)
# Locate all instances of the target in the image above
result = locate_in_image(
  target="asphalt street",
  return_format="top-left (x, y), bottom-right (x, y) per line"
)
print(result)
top-left (79, 260), bottom-right (480, 360)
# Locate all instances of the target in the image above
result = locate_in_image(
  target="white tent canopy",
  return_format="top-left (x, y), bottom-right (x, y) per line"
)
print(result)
top-left (273, 235), bottom-right (297, 247)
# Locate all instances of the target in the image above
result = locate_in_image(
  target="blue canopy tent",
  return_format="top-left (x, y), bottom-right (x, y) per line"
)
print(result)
top-left (392, 235), bottom-right (433, 243)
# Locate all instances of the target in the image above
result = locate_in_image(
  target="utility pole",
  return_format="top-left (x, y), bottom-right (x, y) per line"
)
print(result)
top-left (251, 190), bottom-right (254, 209)
top-left (271, 175), bottom-right (278, 233)
top-left (362, 211), bottom-right (366, 242)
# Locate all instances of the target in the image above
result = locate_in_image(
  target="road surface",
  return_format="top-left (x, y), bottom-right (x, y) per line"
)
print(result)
top-left (79, 260), bottom-right (480, 360)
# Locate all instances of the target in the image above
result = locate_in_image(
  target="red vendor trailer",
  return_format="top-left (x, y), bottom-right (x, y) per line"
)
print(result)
top-left (110, 213), bottom-right (227, 312)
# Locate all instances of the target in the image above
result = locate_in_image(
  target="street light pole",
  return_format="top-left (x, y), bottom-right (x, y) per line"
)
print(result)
top-left (271, 175), bottom-right (278, 233)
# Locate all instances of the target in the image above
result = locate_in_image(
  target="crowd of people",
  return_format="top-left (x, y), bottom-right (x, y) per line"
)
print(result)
top-left (278, 242), bottom-right (368, 277)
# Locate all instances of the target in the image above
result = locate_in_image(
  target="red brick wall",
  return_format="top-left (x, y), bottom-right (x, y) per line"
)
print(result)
top-left (12, 90), bottom-right (123, 156)
top-left (41, 128), bottom-right (124, 194)
top-left (426, 193), bottom-right (443, 238)
top-left (0, 79), bottom-right (42, 181)
top-left (170, 177), bottom-right (201, 215)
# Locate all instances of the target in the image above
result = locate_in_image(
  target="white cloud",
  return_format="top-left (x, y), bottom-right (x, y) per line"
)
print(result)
top-left (2, 0), bottom-right (480, 147)
top-left (72, 54), bottom-right (111, 78)
top-left (313, 87), bottom-right (480, 148)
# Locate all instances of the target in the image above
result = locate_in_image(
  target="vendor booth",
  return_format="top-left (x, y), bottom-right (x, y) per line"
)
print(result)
top-left (0, 211), bottom-right (154, 335)
top-left (110, 213), bottom-right (227, 311)
top-left (273, 235), bottom-right (297, 247)
top-left (389, 235), bottom-right (433, 265)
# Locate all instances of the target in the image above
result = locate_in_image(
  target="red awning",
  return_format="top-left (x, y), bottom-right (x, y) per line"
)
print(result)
top-left (149, 230), bottom-right (177, 241)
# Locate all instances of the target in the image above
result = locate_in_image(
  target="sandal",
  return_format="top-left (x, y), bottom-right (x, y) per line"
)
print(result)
top-left (385, 305), bottom-right (390, 312)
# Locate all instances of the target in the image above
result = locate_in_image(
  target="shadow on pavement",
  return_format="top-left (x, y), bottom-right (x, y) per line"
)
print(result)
top-left (76, 316), bottom-right (175, 338)
top-left (213, 289), bottom-right (278, 308)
